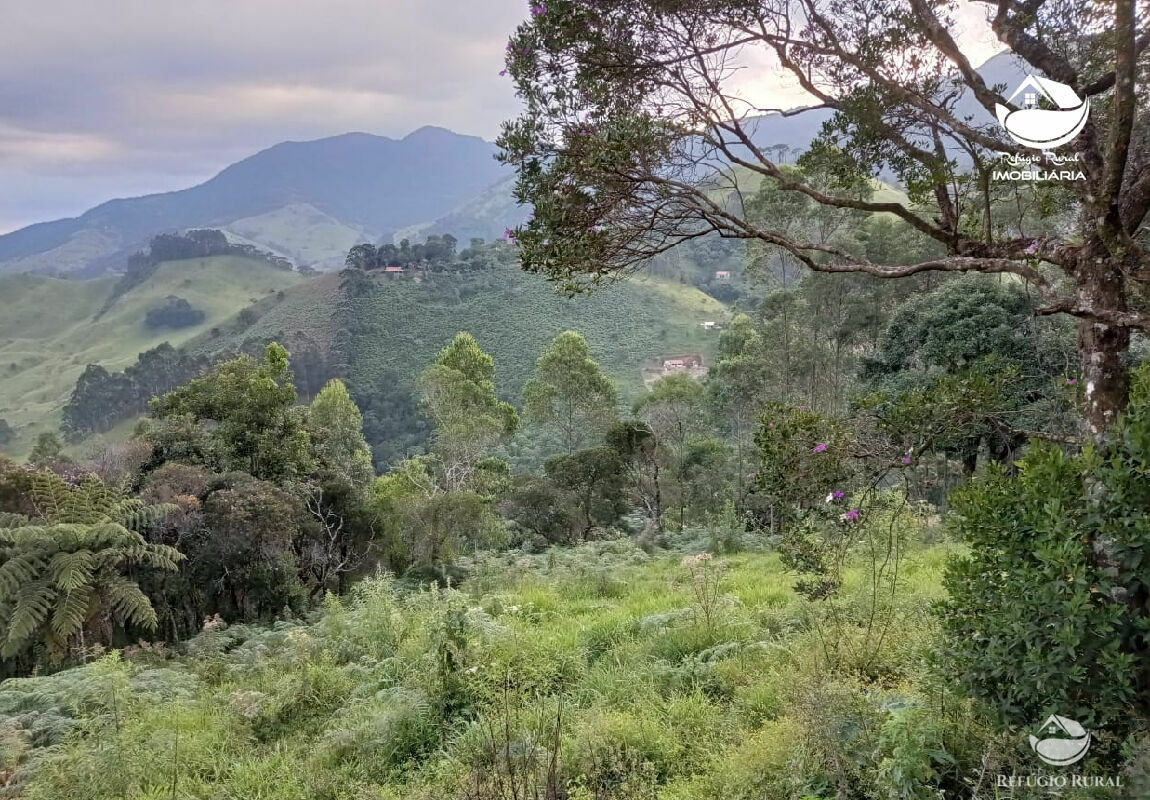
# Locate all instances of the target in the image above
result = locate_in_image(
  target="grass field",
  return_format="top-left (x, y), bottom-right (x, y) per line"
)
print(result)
top-left (0, 529), bottom-right (983, 800)
top-left (0, 256), bottom-right (303, 457)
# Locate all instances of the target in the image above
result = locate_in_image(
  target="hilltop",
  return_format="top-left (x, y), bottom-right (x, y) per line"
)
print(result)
top-left (0, 256), bottom-right (304, 456)
top-left (0, 127), bottom-right (509, 277)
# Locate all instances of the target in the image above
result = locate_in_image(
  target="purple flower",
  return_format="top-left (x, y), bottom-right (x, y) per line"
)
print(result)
top-left (530, 2), bottom-right (546, 15)
top-left (503, 228), bottom-right (515, 240)
top-left (499, 69), bottom-right (507, 77)
top-left (1066, 378), bottom-right (1078, 385)
top-left (812, 443), bottom-right (827, 453)
top-left (1024, 241), bottom-right (1039, 255)
top-left (901, 455), bottom-right (912, 465)
top-left (825, 490), bottom-right (845, 503)
top-left (841, 508), bottom-right (860, 522)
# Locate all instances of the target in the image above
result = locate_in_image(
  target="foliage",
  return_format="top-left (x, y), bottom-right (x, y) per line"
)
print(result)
top-left (419, 333), bottom-right (519, 491)
top-left (143, 295), bottom-right (205, 330)
top-left (28, 434), bottom-right (70, 467)
top-left (522, 331), bottom-right (618, 453)
top-left (858, 274), bottom-right (1078, 469)
top-left (753, 402), bottom-right (856, 534)
top-left (0, 469), bottom-right (182, 665)
top-left (939, 365), bottom-right (1150, 752)
top-left (146, 342), bottom-right (312, 482)
top-left (308, 378), bottom-right (374, 490)
top-left (496, 0), bottom-right (1148, 435)
top-left (0, 534), bottom-right (1045, 800)
top-left (635, 375), bottom-right (716, 530)
top-left (62, 344), bottom-right (209, 440)
top-left (543, 446), bottom-right (628, 539)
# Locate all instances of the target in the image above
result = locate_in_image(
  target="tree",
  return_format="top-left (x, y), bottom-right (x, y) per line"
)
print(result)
top-left (372, 458), bottom-right (505, 566)
top-left (498, 0), bottom-right (1149, 435)
top-left (309, 379), bottom-right (375, 490)
top-left (605, 420), bottom-right (665, 529)
top-left (418, 333), bottom-right (519, 490)
top-left (0, 419), bottom-right (13, 448)
top-left (706, 314), bottom-right (769, 504)
top-left (144, 296), bottom-right (205, 330)
top-left (29, 432), bottom-right (66, 466)
top-left (302, 379), bottom-right (378, 594)
top-left (0, 471), bottom-right (183, 662)
top-left (522, 331), bottom-right (618, 453)
top-left (635, 374), bottom-right (709, 528)
top-left (544, 446), bottom-right (628, 538)
top-left (939, 363), bottom-right (1150, 754)
top-left (858, 274), bottom-right (1078, 471)
top-left (146, 343), bottom-right (312, 483)
top-left (345, 243), bottom-right (379, 271)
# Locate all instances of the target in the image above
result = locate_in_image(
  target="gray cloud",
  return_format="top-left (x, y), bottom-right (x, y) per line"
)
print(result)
top-left (0, 0), bottom-right (529, 232)
top-left (0, 0), bottom-right (1002, 234)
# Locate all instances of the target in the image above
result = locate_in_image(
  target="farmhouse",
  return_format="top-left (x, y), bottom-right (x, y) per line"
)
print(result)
top-left (661, 354), bottom-right (704, 370)
top-left (714, 270), bottom-right (731, 280)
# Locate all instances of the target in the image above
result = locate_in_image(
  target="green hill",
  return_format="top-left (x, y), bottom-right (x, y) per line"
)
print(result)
top-left (0, 256), bottom-right (304, 456)
top-left (338, 266), bottom-right (726, 402)
top-left (0, 254), bottom-right (727, 462)
top-left (188, 261), bottom-right (729, 468)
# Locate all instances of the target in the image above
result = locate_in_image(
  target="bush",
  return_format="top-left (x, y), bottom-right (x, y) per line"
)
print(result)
top-left (144, 295), bottom-right (206, 330)
top-left (939, 366), bottom-right (1150, 756)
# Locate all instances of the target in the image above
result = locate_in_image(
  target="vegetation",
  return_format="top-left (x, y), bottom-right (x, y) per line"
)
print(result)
top-left (0, 255), bottom-right (303, 457)
top-left (498, 0), bottom-right (1148, 434)
top-left (1, 1), bottom-right (1148, 795)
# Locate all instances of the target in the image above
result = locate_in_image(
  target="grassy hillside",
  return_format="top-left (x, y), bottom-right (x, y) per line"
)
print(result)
top-left (0, 256), bottom-right (303, 457)
top-left (224, 203), bottom-right (373, 271)
top-left (338, 266), bottom-right (727, 405)
top-left (0, 534), bottom-right (975, 800)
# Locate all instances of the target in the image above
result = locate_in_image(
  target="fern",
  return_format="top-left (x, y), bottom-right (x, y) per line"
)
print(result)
top-left (0, 471), bottom-right (185, 662)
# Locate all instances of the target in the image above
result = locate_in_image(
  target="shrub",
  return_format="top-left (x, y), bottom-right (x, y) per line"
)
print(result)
top-left (938, 367), bottom-right (1150, 754)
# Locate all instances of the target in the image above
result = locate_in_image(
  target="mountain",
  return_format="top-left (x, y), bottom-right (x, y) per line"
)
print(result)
top-left (0, 127), bottom-right (509, 277)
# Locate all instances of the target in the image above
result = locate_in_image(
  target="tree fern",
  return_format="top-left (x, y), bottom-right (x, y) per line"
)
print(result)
top-left (0, 470), bottom-right (184, 662)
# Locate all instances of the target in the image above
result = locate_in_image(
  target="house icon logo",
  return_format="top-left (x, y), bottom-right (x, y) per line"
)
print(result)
top-left (995, 75), bottom-right (1090, 150)
top-left (1028, 714), bottom-right (1092, 766)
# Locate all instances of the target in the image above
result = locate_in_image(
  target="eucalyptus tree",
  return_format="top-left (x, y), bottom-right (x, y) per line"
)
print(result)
top-left (498, 0), bottom-right (1149, 435)
top-left (522, 331), bottom-right (618, 453)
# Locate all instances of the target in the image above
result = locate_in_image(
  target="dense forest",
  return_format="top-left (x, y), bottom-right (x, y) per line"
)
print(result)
top-left (2, 0), bottom-right (1149, 797)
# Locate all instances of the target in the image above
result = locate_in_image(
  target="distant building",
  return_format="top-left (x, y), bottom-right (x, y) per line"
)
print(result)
top-left (661, 354), bottom-right (704, 370)
top-left (714, 270), bottom-right (732, 280)
top-left (383, 266), bottom-right (405, 273)
top-left (700, 321), bottom-right (718, 330)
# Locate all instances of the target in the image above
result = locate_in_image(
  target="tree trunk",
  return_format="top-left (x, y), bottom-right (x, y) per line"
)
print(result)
top-left (1076, 250), bottom-right (1130, 437)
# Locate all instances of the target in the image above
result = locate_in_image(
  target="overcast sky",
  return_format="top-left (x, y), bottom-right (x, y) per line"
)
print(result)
top-left (0, 1), bottom-right (1002, 235)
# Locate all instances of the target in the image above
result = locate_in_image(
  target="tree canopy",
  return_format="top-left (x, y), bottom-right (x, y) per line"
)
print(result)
top-left (498, 0), bottom-right (1149, 434)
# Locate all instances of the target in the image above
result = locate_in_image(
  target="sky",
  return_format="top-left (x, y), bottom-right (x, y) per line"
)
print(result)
top-left (0, 1), bottom-right (1003, 235)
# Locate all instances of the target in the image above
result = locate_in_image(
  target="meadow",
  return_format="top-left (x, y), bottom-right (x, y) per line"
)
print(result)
top-left (0, 257), bottom-right (302, 456)
top-left (2, 507), bottom-right (1094, 800)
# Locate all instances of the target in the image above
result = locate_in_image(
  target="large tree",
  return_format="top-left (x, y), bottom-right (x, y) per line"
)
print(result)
top-left (418, 333), bottom-right (519, 491)
top-left (498, 0), bottom-right (1149, 434)
top-left (522, 330), bottom-right (618, 453)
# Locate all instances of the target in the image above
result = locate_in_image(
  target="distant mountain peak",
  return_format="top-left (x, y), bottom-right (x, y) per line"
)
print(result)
top-left (0, 127), bottom-right (508, 277)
